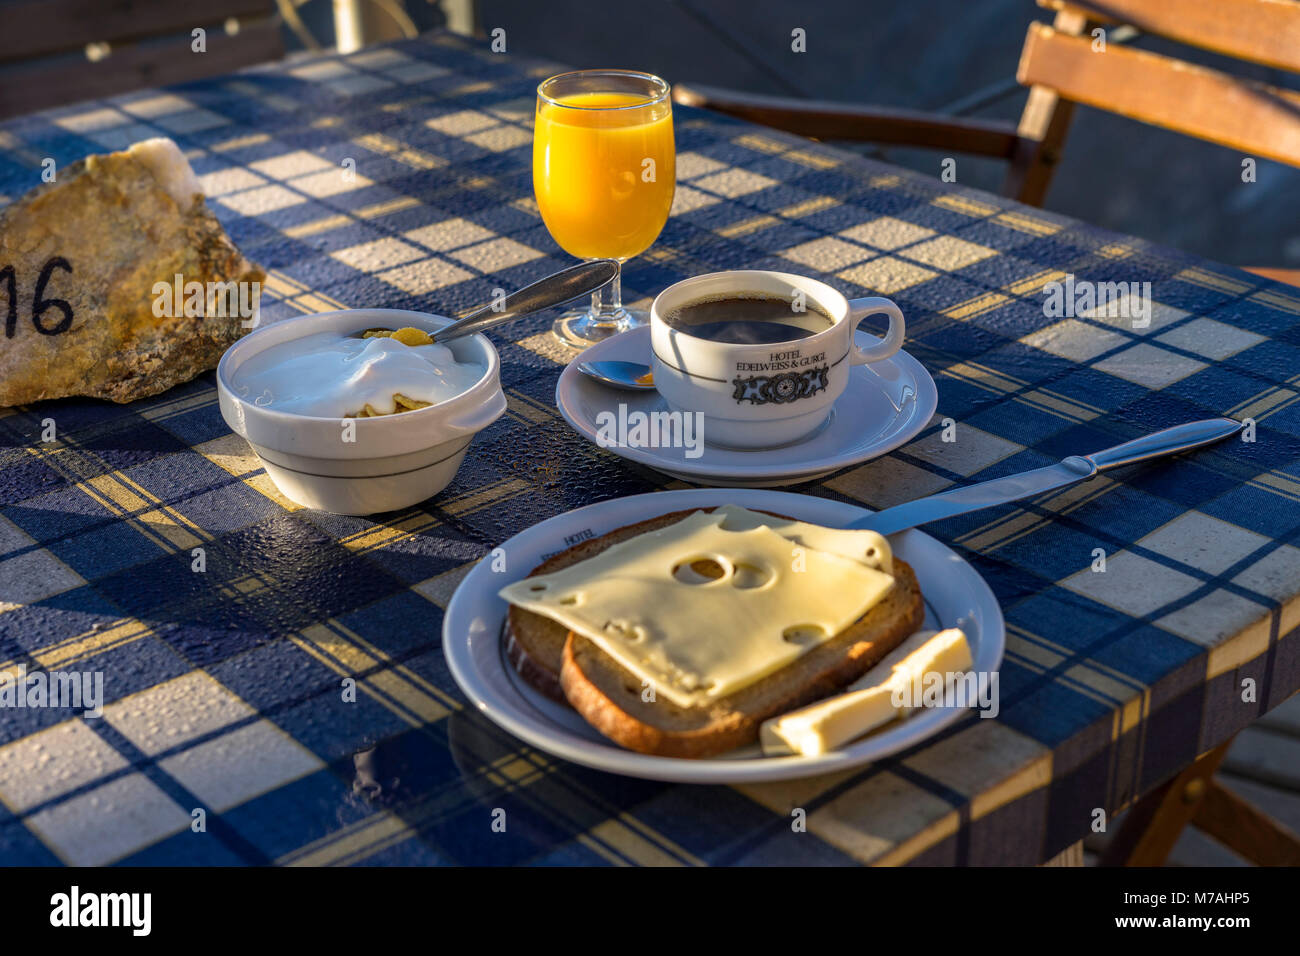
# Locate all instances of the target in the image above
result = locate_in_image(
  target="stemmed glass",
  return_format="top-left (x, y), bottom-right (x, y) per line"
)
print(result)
top-left (533, 70), bottom-right (675, 347)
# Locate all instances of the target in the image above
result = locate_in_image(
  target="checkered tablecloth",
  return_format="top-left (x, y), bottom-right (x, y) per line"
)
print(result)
top-left (1, 31), bottom-right (1297, 866)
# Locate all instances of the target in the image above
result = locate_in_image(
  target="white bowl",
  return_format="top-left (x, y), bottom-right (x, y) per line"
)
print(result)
top-left (216, 308), bottom-right (507, 516)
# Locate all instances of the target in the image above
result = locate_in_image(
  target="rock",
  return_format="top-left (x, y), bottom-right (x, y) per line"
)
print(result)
top-left (0, 137), bottom-right (264, 405)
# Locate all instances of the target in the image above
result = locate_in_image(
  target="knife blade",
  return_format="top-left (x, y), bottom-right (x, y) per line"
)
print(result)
top-left (847, 417), bottom-right (1243, 536)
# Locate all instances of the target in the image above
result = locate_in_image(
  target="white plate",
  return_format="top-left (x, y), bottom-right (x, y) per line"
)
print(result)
top-left (554, 326), bottom-right (938, 487)
top-left (443, 489), bottom-right (1004, 784)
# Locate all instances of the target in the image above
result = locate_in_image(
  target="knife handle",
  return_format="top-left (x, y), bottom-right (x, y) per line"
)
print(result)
top-left (1086, 418), bottom-right (1243, 471)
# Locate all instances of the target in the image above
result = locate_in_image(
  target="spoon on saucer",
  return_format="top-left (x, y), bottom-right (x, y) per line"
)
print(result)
top-left (576, 359), bottom-right (656, 390)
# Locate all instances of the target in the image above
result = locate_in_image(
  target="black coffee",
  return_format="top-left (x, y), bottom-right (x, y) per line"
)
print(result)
top-left (664, 295), bottom-right (833, 345)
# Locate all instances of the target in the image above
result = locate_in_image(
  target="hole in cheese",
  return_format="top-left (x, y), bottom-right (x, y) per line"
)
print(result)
top-left (671, 557), bottom-right (729, 585)
top-left (731, 562), bottom-right (773, 590)
top-left (559, 593), bottom-right (581, 606)
top-left (781, 623), bottom-right (826, 646)
top-left (604, 619), bottom-right (645, 641)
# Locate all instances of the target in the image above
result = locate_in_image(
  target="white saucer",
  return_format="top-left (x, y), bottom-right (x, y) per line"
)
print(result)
top-left (443, 489), bottom-right (1005, 784)
top-left (554, 326), bottom-right (938, 487)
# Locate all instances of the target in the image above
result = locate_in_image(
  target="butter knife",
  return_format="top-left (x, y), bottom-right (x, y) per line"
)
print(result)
top-left (847, 418), bottom-right (1244, 535)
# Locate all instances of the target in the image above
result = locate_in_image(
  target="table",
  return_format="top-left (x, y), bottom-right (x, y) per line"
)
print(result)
top-left (1, 31), bottom-right (1297, 867)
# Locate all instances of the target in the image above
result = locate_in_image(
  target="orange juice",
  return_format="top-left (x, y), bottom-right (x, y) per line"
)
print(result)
top-left (533, 91), bottom-right (675, 260)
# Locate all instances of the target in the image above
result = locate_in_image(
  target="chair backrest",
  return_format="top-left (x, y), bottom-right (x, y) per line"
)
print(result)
top-left (1018, 0), bottom-right (1300, 174)
top-left (0, 0), bottom-right (284, 121)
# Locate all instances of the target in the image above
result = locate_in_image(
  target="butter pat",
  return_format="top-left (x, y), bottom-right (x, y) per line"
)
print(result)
top-left (498, 509), bottom-right (896, 709)
top-left (760, 627), bottom-right (972, 756)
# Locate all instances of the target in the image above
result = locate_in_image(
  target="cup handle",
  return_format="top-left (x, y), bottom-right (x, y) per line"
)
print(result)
top-left (847, 297), bottom-right (906, 365)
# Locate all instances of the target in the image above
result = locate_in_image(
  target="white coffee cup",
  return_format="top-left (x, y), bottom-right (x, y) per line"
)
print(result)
top-left (650, 270), bottom-right (906, 448)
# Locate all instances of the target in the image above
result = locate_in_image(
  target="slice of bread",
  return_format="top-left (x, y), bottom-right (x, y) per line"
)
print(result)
top-left (504, 509), bottom-right (704, 702)
top-left (559, 558), bottom-right (924, 758)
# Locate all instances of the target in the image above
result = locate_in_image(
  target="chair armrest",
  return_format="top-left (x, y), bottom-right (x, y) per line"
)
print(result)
top-left (672, 82), bottom-right (1023, 158)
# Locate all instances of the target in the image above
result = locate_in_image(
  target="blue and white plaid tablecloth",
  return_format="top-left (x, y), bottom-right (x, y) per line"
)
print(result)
top-left (0, 31), bottom-right (1297, 866)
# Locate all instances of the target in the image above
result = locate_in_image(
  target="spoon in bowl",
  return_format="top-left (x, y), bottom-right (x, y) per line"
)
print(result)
top-left (355, 258), bottom-right (618, 344)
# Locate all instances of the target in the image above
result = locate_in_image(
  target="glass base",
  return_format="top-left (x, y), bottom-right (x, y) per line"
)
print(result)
top-left (552, 306), bottom-right (649, 349)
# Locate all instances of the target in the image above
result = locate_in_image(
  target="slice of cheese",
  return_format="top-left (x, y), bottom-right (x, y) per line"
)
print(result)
top-left (760, 627), bottom-right (973, 756)
top-left (498, 509), bottom-right (896, 709)
top-left (711, 504), bottom-right (892, 575)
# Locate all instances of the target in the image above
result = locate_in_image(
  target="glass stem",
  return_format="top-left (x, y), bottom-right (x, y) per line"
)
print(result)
top-left (590, 260), bottom-right (623, 323)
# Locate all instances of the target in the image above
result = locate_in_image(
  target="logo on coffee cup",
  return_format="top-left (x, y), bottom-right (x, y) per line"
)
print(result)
top-left (731, 365), bottom-right (830, 405)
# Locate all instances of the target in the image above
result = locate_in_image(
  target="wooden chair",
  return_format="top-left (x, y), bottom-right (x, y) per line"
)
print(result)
top-left (1099, 737), bottom-right (1300, 866)
top-left (673, 0), bottom-right (1300, 286)
top-left (0, 0), bottom-right (285, 121)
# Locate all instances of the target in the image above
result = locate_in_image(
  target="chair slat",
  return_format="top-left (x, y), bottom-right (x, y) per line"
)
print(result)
top-left (1018, 24), bottom-right (1300, 168)
top-left (0, 0), bottom-right (276, 64)
top-left (1038, 0), bottom-right (1300, 74)
top-left (1004, 7), bottom-right (1087, 205)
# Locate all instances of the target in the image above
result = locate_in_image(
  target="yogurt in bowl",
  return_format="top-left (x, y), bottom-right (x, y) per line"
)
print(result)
top-left (229, 329), bottom-right (487, 418)
top-left (216, 309), bottom-right (507, 516)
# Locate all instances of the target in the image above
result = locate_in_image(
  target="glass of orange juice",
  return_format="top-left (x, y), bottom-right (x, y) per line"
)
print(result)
top-left (534, 70), bottom-right (675, 347)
